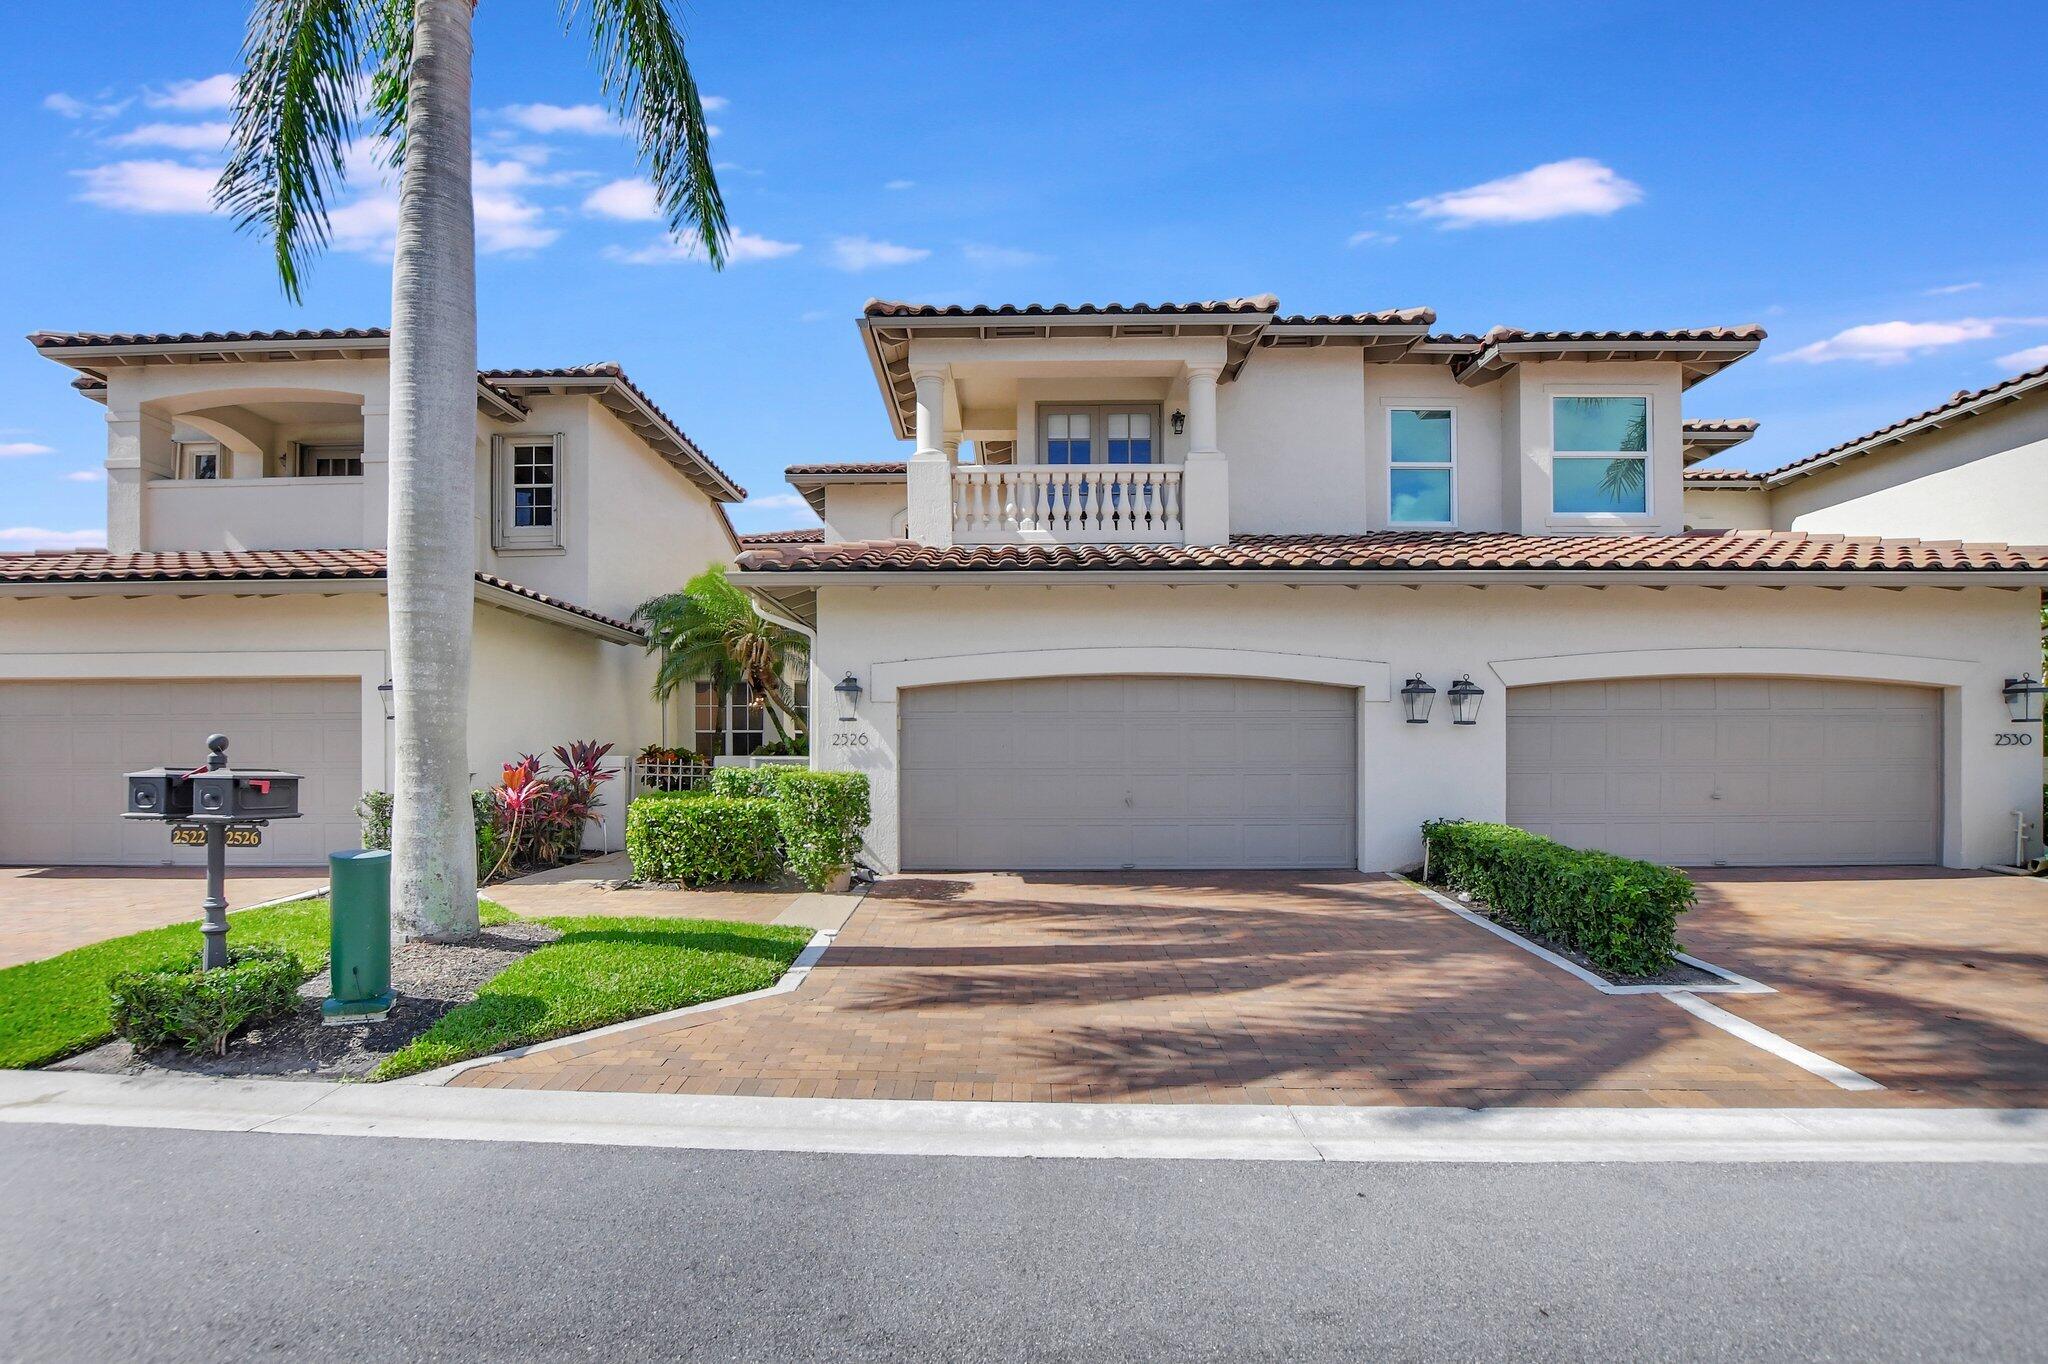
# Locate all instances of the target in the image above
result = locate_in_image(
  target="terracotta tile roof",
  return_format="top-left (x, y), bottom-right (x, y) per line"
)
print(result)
top-left (0, 550), bottom-right (639, 634)
top-left (478, 363), bottom-right (742, 500)
top-left (1271, 308), bottom-right (1435, 327)
top-left (1765, 361), bottom-right (2048, 481)
top-left (1480, 325), bottom-right (1768, 346)
top-left (737, 528), bottom-right (824, 545)
top-left (864, 297), bottom-right (1279, 319)
top-left (735, 530), bottom-right (2048, 576)
top-left (786, 461), bottom-right (908, 478)
top-left (1684, 418), bottom-right (1761, 435)
top-left (28, 327), bottom-right (390, 349)
top-left (1681, 469), bottom-right (1766, 484)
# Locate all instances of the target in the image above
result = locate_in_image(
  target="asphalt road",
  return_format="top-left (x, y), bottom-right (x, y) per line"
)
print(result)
top-left (3, 1124), bottom-right (2044, 1362)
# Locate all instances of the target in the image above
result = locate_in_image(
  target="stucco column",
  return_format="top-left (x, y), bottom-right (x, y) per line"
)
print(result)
top-left (905, 365), bottom-right (953, 547)
top-left (104, 407), bottom-right (175, 552)
top-left (1179, 364), bottom-right (1229, 547)
top-left (360, 401), bottom-right (391, 549)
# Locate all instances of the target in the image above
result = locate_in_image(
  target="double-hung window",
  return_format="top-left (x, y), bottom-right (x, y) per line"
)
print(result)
top-left (1552, 396), bottom-right (1649, 515)
top-left (493, 434), bottom-right (564, 551)
top-left (1388, 408), bottom-right (1454, 525)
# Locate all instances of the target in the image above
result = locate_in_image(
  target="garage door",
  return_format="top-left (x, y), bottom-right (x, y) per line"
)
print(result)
top-left (0, 679), bottom-right (362, 867)
top-left (1507, 677), bottom-right (1940, 866)
top-left (900, 676), bottom-right (1356, 870)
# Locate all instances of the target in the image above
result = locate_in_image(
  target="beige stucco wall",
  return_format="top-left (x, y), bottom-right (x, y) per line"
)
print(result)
top-left (1219, 348), bottom-right (1370, 534)
top-left (1682, 486), bottom-right (1775, 530)
top-left (810, 581), bottom-right (2043, 874)
top-left (823, 482), bottom-right (910, 542)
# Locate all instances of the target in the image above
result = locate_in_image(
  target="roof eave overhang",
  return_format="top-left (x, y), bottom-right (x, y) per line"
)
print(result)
top-left (1456, 339), bottom-right (1763, 390)
top-left (1682, 478), bottom-right (1768, 490)
top-left (1258, 323), bottom-right (1432, 360)
top-left (486, 375), bottom-right (744, 502)
top-left (1765, 372), bottom-right (2048, 486)
top-left (731, 567), bottom-right (2048, 590)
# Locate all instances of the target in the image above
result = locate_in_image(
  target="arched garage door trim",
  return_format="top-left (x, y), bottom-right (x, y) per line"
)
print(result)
top-left (871, 647), bottom-right (1391, 704)
top-left (1489, 646), bottom-right (1973, 692)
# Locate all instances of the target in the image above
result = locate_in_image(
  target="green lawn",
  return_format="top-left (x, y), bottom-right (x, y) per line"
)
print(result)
top-left (373, 916), bottom-right (814, 1080)
top-left (0, 899), bottom-right (513, 1071)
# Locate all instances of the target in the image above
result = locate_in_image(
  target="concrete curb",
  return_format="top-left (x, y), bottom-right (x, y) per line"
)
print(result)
top-left (2, 1070), bottom-right (2044, 1163)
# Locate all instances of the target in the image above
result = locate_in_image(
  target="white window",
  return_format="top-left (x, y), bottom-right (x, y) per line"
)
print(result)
top-left (175, 441), bottom-right (222, 481)
top-left (493, 435), bottom-right (564, 551)
top-left (1552, 395), bottom-right (1649, 515)
top-left (1388, 408), bottom-right (1454, 525)
top-left (295, 442), bottom-right (364, 478)
top-left (1037, 405), bottom-right (1160, 465)
top-left (694, 680), bottom-right (768, 756)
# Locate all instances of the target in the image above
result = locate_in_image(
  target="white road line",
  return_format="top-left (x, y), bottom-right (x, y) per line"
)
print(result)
top-left (1665, 990), bottom-right (1885, 1092)
top-left (0, 1071), bottom-right (2027, 1162)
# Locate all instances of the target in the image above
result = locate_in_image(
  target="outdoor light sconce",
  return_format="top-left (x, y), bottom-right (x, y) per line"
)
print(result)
top-left (1447, 674), bottom-right (1486, 726)
top-left (834, 671), bottom-right (864, 722)
top-left (1170, 409), bottom-right (1186, 436)
top-left (1400, 674), bottom-right (1436, 724)
top-left (2004, 674), bottom-right (2047, 724)
top-left (377, 679), bottom-right (395, 721)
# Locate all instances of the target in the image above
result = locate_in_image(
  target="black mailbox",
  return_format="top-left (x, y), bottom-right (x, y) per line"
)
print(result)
top-left (188, 767), bottom-right (301, 821)
top-left (125, 767), bottom-right (195, 820)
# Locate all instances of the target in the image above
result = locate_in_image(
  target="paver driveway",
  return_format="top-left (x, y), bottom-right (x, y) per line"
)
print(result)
top-left (0, 865), bottom-right (326, 969)
top-left (455, 868), bottom-right (2048, 1106)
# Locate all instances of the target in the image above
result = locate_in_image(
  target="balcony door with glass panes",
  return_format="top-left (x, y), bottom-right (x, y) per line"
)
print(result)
top-left (1039, 405), bottom-right (1157, 525)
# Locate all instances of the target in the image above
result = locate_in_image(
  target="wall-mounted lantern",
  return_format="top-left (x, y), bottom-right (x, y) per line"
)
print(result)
top-left (1400, 675), bottom-right (1436, 724)
top-left (378, 679), bottom-right (395, 721)
top-left (834, 672), bottom-right (864, 723)
top-left (1447, 674), bottom-right (1486, 726)
top-left (2004, 674), bottom-right (2046, 724)
top-left (1170, 410), bottom-right (1186, 437)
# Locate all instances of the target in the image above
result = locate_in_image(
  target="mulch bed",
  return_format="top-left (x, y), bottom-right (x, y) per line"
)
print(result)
top-left (52, 922), bottom-right (560, 1082)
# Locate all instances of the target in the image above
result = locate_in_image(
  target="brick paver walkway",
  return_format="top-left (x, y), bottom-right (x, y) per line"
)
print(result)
top-left (0, 865), bottom-right (326, 969)
top-left (456, 869), bottom-right (2048, 1106)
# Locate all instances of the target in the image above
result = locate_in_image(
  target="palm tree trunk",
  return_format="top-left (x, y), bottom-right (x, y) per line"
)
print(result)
top-left (387, 0), bottom-right (480, 940)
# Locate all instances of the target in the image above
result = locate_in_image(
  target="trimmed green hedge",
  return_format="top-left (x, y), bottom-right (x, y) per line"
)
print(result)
top-left (776, 770), bottom-right (871, 891)
top-left (108, 945), bottom-right (304, 1056)
top-left (626, 794), bottom-right (781, 885)
top-left (1421, 820), bottom-right (1693, 977)
top-left (708, 765), bottom-right (787, 799)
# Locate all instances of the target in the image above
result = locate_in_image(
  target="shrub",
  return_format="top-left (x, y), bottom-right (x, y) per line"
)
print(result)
top-left (356, 790), bottom-right (394, 850)
top-left (1421, 820), bottom-right (1693, 977)
top-left (709, 765), bottom-right (786, 800)
top-left (776, 771), bottom-right (870, 891)
top-left (107, 945), bottom-right (304, 1056)
top-left (753, 736), bottom-right (809, 758)
top-left (626, 795), bottom-right (781, 885)
top-left (358, 790), bottom-right (503, 882)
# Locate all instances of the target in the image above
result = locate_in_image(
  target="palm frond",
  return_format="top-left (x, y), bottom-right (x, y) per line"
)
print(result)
top-left (216, 0), bottom-right (371, 302)
top-left (364, 0), bottom-right (412, 168)
top-left (570, 0), bottom-right (730, 266)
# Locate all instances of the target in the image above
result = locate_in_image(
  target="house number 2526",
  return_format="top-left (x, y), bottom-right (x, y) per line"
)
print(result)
top-left (1995, 732), bottom-right (2034, 747)
top-left (832, 731), bottom-right (871, 748)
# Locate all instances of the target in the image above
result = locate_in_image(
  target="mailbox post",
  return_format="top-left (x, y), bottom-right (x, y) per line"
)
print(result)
top-left (124, 733), bottom-right (302, 970)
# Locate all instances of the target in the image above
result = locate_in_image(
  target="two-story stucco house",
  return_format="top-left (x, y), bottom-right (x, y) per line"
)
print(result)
top-left (735, 299), bottom-right (2048, 876)
top-left (1, 327), bottom-right (744, 866)
top-left (1682, 362), bottom-right (2048, 545)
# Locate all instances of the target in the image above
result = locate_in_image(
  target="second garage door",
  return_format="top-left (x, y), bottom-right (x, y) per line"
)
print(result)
top-left (1506, 677), bottom-right (1940, 866)
top-left (900, 676), bottom-right (1357, 871)
top-left (0, 678), bottom-right (363, 867)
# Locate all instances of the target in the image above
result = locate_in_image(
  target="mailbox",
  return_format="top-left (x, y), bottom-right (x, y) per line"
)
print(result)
top-left (124, 767), bottom-right (195, 820)
top-left (188, 767), bottom-right (301, 821)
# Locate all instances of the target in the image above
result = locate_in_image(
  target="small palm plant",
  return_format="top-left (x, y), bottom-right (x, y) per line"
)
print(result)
top-left (216, 0), bottom-right (727, 940)
top-left (633, 565), bottom-right (806, 748)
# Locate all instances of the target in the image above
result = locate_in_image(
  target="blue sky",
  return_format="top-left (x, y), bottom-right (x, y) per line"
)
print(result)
top-left (4, 1), bottom-right (2046, 545)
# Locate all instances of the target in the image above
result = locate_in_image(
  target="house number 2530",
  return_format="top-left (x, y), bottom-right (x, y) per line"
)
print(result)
top-left (832, 731), bottom-right (871, 748)
top-left (1995, 732), bottom-right (2034, 747)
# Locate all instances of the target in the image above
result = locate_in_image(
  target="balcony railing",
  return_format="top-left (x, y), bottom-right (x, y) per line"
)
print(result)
top-left (952, 464), bottom-right (1185, 545)
top-left (141, 475), bottom-right (366, 552)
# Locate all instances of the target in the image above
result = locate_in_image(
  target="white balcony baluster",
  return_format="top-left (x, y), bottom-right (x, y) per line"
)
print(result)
top-left (949, 464), bottom-right (1186, 545)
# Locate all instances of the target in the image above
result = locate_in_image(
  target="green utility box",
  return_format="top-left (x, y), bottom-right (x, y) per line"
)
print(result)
top-left (322, 848), bottom-right (396, 1025)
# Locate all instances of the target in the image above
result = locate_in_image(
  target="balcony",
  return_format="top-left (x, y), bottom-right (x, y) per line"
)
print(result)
top-left (950, 464), bottom-right (1186, 545)
top-left (141, 475), bottom-right (368, 552)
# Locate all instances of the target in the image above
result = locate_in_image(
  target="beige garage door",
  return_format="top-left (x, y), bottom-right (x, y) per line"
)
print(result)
top-left (0, 679), bottom-right (362, 867)
top-left (900, 676), bottom-right (1356, 871)
top-left (1507, 677), bottom-right (1940, 866)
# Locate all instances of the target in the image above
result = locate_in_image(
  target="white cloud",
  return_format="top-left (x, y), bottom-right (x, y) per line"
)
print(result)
top-left (61, 469), bottom-right (107, 483)
top-left (500, 102), bottom-right (620, 135)
top-left (147, 74), bottom-right (237, 111)
top-left (0, 527), bottom-right (106, 548)
top-left (73, 160), bottom-right (220, 214)
top-left (45, 91), bottom-right (129, 120)
top-left (1924, 281), bottom-right (1982, 296)
top-left (326, 181), bottom-right (558, 257)
top-left (830, 235), bottom-right (930, 271)
top-left (0, 442), bottom-right (55, 457)
top-left (884, 179), bottom-right (915, 191)
top-left (962, 243), bottom-right (1046, 268)
top-left (105, 120), bottom-right (232, 152)
top-left (1406, 157), bottom-right (1643, 228)
top-left (476, 191), bottom-right (560, 253)
top-left (1996, 343), bottom-right (2048, 372)
top-left (736, 492), bottom-right (812, 515)
top-left (327, 191), bottom-right (400, 256)
top-left (604, 228), bottom-right (801, 265)
top-left (1775, 317), bottom-right (2046, 365)
top-left (701, 95), bottom-right (729, 112)
top-left (583, 178), bottom-right (662, 221)
top-left (1346, 229), bottom-right (1397, 247)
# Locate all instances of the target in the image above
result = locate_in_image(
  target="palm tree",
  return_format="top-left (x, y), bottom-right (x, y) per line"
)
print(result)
top-left (216, 0), bottom-right (727, 940)
top-left (632, 565), bottom-right (805, 751)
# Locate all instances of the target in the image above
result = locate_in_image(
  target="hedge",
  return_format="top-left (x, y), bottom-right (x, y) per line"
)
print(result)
top-left (775, 770), bottom-right (871, 891)
top-left (108, 945), bottom-right (304, 1056)
top-left (708, 765), bottom-right (787, 800)
top-left (626, 794), bottom-right (781, 885)
top-left (1421, 820), bottom-right (1693, 977)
